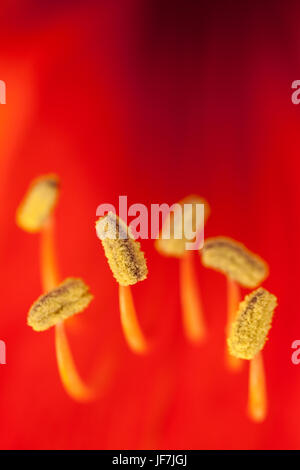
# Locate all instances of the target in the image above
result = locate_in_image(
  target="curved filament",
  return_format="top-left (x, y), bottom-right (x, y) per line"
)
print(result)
top-left (55, 322), bottom-right (95, 402)
top-left (119, 284), bottom-right (148, 354)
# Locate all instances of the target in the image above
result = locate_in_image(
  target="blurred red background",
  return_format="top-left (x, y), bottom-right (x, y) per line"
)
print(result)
top-left (0, 0), bottom-right (300, 449)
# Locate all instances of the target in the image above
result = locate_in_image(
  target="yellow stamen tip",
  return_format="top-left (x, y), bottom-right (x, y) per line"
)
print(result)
top-left (16, 174), bottom-right (60, 233)
top-left (155, 195), bottom-right (210, 258)
top-left (227, 287), bottom-right (278, 359)
top-left (95, 212), bottom-right (148, 286)
top-left (28, 278), bottom-right (93, 331)
top-left (201, 236), bottom-right (269, 288)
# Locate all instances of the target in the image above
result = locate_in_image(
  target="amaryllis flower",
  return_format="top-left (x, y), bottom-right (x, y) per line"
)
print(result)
top-left (0, 0), bottom-right (299, 450)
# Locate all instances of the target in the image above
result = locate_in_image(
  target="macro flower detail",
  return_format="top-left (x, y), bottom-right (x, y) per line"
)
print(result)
top-left (228, 287), bottom-right (278, 360)
top-left (227, 287), bottom-right (278, 422)
top-left (201, 236), bottom-right (268, 288)
top-left (27, 278), bottom-right (94, 332)
top-left (17, 174), bottom-right (96, 402)
top-left (96, 212), bottom-right (149, 354)
top-left (201, 236), bottom-right (269, 371)
top-left (155, 195), bottom-right (210, 257)
top-left (16, 174), bottom-right (60, 233)
top-left (96, 212), bottom-right (148, 286)
top-left (155, 195), bottom-right (210, 344)
top-left (0, 0), bottom-right (294, 451)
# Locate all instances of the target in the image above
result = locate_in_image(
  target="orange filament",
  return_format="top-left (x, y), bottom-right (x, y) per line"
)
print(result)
top-left (40, 217), bottom-right (59, 292)
top-left (55, 322), bottom-right (95, 402)
top-left (179, 251), bottom-right (206, 343)
top-left (248, 351), bottom-right (267, 422)
top-left (40, 216), bottom-right (95, 402)
top-left (226, 278), bottom-right (243, 371)
top-left (119, 285), bottom-right (148, 354)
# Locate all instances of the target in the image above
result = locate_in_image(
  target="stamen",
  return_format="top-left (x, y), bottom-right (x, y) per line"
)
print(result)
top-left (96, 212), bottom-right (147, 286)
top-left (227, 287), bottom-right (277, 421)
top-left (40, 221), bottom-right (95, 401)
top-left (227, 287), bottom-right (277, 360)
top-left (28, 277), bottom-right (94, 332)
top-left (201, 237), bottom-right (269, 288)
top-left (201, 237), bottom-right (269, 366)
top-left (155, 195), bottom-right (210, 258)
top-left (16, 174), bottom-right (59, 233)
top-left (27, 273), bottom-right (95, 402)
top-left (155, 195), bottom-right (210, 343)
top-left (179, 251), bottom-right (206, 343)
top-left (96, 212), bottom-right (148, 353)
top-left (17, 175), bottom-right (96, 402)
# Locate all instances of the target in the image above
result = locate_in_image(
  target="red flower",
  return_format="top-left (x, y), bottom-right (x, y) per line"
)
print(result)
top-left (0, 0), bottom-right (299, 449)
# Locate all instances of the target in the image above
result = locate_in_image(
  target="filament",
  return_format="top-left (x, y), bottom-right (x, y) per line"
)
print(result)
top-left (226, 278), bottom-right (243, 371)
top-left (248, 351), bottom-right (267, 422)
top-left (40, 216), bottom-right (95, 401)
top-left (119, 284), bottom-right (148, 354)
top-left (55, 322), bottom-right (95, 402)
top-left (40, 217), bottom-right (59, 291)
top-left (179, 251), bottom-right (206, 343)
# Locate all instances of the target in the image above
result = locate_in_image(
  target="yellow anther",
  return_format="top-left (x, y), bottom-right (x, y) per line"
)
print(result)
top-left (201, 236), bottom-right (268, 288)
top-left (95, 212), bottom-right (148, 286)
top-left (28, 278), bottom-right (93, 331)
top-left (16, 174), bottom-right (59, 233)
top-left (155, 195), bottom-right (210, 258)
top-left (227, 287), bottom-right (278, 360)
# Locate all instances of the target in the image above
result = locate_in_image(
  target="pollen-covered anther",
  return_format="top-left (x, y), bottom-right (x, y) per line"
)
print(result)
top-left (95, 212), bottom-right (148, 286)
top-left (201, 236), bottom-right (268, 288)
top-left (227, 287), bottom-right (278, 360)
top-left (27, 278), bottom-right (93, 331)
top-left (155, 195), bottom-right (210, 258)
top-left (16, 174), bottom-right (60, 233)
